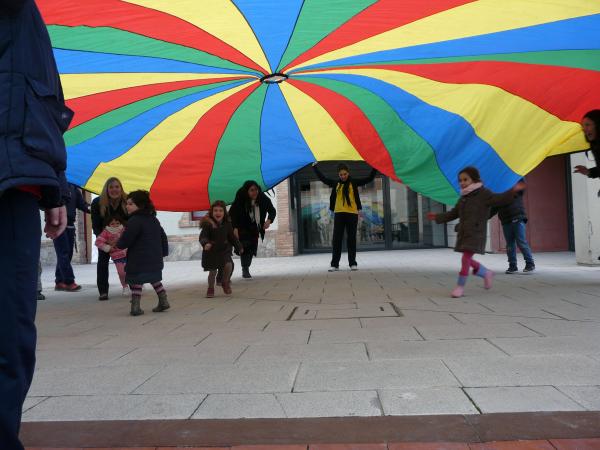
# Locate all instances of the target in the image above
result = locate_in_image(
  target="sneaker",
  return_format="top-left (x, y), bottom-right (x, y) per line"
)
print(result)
top-left (122, 286), bottom-right (130, 297)
top-left (483, 270), bottom-right (494, 289)
top-left (505, 266), bottom-right (518, 274)
top-left (350, 265), bottom-right (358, 271)
top-left (98, 293), bottom-right (109, 301)
top-left (328, 266), bottom-right (339, 272)
top-left (523, 264), bottom-right (535, 273)
top-left (37, 291), bottom-right (45, 301)
top-left (206, 287), bottom-right (215, 298)
top-left (54, 282), bottom-right (67, 291)
top-left (451, 285), bottom-right (464, 298)
top-left (63, 283), bottom-right (82, 292)
top-left (242, 268), bottom-right (252, 279)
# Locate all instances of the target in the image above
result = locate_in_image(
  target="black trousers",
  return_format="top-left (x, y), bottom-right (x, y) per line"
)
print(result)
top-left (96, 248), bottom-right (111, 295)
top-left (0, 190), bottom-right (40, 450)
top-left (331, 212), bottom-right (358, 268)
top-left (53, 227), bottom-right (75, 284)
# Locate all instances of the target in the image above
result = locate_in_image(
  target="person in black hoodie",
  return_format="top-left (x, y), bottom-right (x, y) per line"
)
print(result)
top-left (313, 162), bottom-right (376, 271)
top-left (0, 1), bottom-right (72, 448)
top-left (490, 179), bottom-right (535, 274)
top-left (229, 180), bottom-right (276, 279)
top-left (574, 110), bottom-right (600, 181)
top-left (53, 183), bottom-right (90, 291)
top-left (117, 190), bottom-right (169, 316)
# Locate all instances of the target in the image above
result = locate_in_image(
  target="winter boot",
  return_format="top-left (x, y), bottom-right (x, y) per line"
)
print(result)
top-left (523, 263), bottom-right (535, 273)
top-left (242, 266), bottom-right (252, 279)
top-left (451, 275), bottom-right (467, 298)
top-left (475, 265), bottom-right (494, 289)
top-left (152, 291), bottom-right (170, 312)
top-left (130, 295), bottom-right (144, 316)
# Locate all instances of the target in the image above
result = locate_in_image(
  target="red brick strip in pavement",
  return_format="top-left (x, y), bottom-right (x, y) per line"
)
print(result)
top-left (25, 439), bottom-right (600, 449)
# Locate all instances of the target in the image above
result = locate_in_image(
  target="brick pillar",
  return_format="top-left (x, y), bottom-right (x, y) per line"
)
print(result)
top-left (275, 179), bottom-right (297, 256)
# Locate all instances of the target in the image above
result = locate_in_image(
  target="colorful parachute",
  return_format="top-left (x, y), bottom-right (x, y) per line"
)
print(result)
top-left (39, 0), bottom-right (600, 211)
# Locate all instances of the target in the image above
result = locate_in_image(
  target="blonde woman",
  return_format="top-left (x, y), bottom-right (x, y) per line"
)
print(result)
top-left (90, 177), bottom-right (128, 300)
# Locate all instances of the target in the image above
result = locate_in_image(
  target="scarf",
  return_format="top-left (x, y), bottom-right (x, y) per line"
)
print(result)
top-left (337, 179), bottom-right (352, 206)
top-left (460, 182), bottom-right (483, 196)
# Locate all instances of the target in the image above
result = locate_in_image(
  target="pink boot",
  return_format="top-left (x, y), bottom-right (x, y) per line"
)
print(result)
top-left (451, 285), bottom-right (464, 298)
top-left (483, 270), bottom-right (494, 289)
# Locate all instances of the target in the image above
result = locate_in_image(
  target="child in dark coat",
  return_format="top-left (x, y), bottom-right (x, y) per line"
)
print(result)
top-left (200, 200), bottom-right (242, 298)
top-left (117, 190), bottom-right (169, 316)
top-left (427, 167), bottom-right (524, 298)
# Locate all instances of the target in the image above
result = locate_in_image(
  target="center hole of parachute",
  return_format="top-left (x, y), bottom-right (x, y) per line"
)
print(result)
top-left (260, 73), bottom-right (288, 84)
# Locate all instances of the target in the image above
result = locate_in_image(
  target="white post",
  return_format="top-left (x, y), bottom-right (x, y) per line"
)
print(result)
top-left (571, 153), bottom-right (600, 266)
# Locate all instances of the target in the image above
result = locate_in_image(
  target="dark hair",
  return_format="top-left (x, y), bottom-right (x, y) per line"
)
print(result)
top-left (104, 214), bottom-right (125, 227)
top-left (583, 110), bottom-right (600, 145)
top-left (234, 180), bottom-right (262, 210)
top-left (208, 200), bottom-right (230, 222)
top-left (337, 163), bottom-right (350, 173)
top-left (458, 166), bottom-right (481, 183)
top-left (127, 190), bottom-right (156, 215)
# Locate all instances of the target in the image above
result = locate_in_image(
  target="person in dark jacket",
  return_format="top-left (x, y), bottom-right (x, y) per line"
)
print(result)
top-left (313, 162), bottom-right (377, 271)
top-left (574, 110), bottom-right (600, 181)
top-left (117, 190), bottom-right (169, 316)
top-left (229, 180), bottom-right (276, 279)
top-left (53, 183), bottom-right (90, 291)
top-left (427, 167), bottom-right (524, 298)
top-left (490, 180), bottom-right (535, 274)
top-left (200, 200), bottom-right (243, 298)
top-left (0, 1), bottom-right (72, 448)
top-left (90, 177), bottom-right (128, 300)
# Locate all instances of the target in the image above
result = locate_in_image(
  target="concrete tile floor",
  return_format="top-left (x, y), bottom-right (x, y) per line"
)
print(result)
top-left (25, 249), bottom-right (600, 421)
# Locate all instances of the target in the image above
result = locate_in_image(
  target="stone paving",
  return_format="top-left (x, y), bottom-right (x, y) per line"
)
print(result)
top-left (25, 249), bottom-right (600, 421)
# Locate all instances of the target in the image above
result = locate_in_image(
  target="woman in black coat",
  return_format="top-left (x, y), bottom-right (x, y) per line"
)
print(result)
top-left (313, 162), bottom-right (376, 271)
top-left (90, 177), bottom-right (128, 300)
top-left (229, 180), bottom-right (276, 279)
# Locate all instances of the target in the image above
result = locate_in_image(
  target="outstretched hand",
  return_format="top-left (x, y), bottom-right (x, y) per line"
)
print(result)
top-left (426, 212), bottom-right (437, 221)
top-left (574, 165), bottom-right (590, 176)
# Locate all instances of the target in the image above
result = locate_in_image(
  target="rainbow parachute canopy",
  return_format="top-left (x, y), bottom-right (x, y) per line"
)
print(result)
top-left (41, 0), bottom-right (600, 211)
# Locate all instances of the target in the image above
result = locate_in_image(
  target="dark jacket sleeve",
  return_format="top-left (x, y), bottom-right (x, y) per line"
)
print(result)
top-left (76, 188), bottom-right (90, 213)
top-left (486, 189), bottom-right (517, 208)
top-left (116, 217), bottom-right (141, 250)
top-left (229, 202), bottom-right (242, 229)
top-left (90, 198), bottom-right (103, 236)
top-left (263, 195), bottom-right (276, 222)
top-left (313, 165), bottom-right (337, 187)
top-left (355, 168), bottom-right (377, 187)
top-left (161, 226), bottom-right (169, 257)
top-left (199, 223), bottom-right (212, 247)
top-left (435, 203), bottom-right (459, 224)
top-left (0, 0), bottom-right (27, 14)
top-left (589, 167), bottom-right (600, 178)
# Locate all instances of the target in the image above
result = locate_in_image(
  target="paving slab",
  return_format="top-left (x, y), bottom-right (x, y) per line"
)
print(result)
top-left (192, 394), bottom-right (286, 419)
top-left (294, 360), bottom-right (459, 392)
top-left (557, 386), bottom-right (600, 410)
top-left (464, 386), bottom-right (585, 413)
top-left (367, 339), bottom-right (506, 361)
top-left (379, 387), bottom-right (478, 415)
top-left (489, 336), bottom-right (600, 357)
top-left (266, 319), bottom-right (362, 331)
top-left (238, 343), bottom-right (368, 363)
top-left (22, 394), bottom-right (205, 421)
top-left (276, 391), bottom-right (382, 417)
top-left (309, 327), bottom-right (422, 344)
top-left (414, 323), bottom-right (540, 340)
top-left (134, 361), bottom-right (299, 395)
top-left (445, 355), bottom-right (600, 387)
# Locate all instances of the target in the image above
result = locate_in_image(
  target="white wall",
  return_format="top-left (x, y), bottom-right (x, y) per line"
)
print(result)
top-left (571, 153), bottom-right (600, 265)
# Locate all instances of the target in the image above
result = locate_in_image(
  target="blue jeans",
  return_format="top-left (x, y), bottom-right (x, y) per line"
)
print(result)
top-left (502, 220), bottom-right (534, 267)
top-left (53, 226), bottom-right (75, 284)
top-left (0, 190), bottom-right (40, 450)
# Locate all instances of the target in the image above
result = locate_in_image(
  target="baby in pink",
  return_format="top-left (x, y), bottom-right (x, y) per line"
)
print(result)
top-left (95, 217), bottom-right (128, 292)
